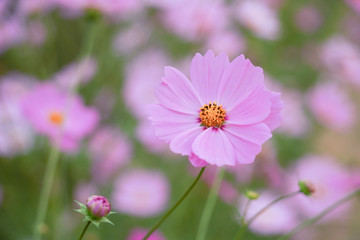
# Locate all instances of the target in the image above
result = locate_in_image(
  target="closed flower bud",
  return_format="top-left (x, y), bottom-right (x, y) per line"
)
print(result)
top-left (298, 181), bottom-right (316, 196)
top-left (86, 195), bottom-right (111, 219)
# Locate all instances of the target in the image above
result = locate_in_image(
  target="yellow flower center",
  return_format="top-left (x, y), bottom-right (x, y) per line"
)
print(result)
top-left (48, 111), bottom-right (64, 126)
top-left (199, 102), bottom-right (226, 128)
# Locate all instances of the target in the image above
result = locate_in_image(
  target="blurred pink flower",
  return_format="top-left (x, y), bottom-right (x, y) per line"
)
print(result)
top-left (54, 57), bottom-right (97, 91)
top-left (346, 0), bottom-right (360, 14)
top-left (27, 21), bottom-right (47, 46)
top-left (18, 0), bottom-right (55, 16)
top-left (204, 30), bottom-right (246, 58)
top-left (294, 6), bottom-right (323, 33)
top-left (126, 228), bottom-right (166, 240)
top-left (239, 190), bottom-right (298, 235)
top-left (54, 0), bottom-right (141, 17)
top-left (0, 18), bottom-right (26, 54)
top-left (308, 81), bottom-right (356, 132)
top-left (233, 0), bottom-right (281, 40)
top-left (286, 155), bottom-right (360, 221)
top-left (149, 50), bottom-right (282, 167)
top-left (112, 169), bottom-right (170, 217)
top-left (161, 0), bottom-right (229, 41)
top-left (278, 90), bottom-right (309, 137)
top-left (124, 49), bottom-right (170, 119)
top-left (113, 23), bottom-right (151, 55)
top-left (21, 83), bottom-right (99, 152)
top-left (88, 126), bottom-right (132, 184)
top-left (320, 36), bottom-right (360, 87)
top-left (0, 73), bottom-right (36, 156)
top-left (136, 119), bottom-right (168, 153)
top-left (75, 182), bottom-right (98, 204)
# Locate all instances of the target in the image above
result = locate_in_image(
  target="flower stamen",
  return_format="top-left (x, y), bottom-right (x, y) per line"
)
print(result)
top-left (199, 102), bottom-right (226, 128)
top-left (48, 111), bottom-right (64, 126)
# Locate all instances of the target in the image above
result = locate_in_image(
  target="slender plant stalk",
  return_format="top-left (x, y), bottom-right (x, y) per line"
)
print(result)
top-left (195, 168), bottom-right (225, 240)
top-left (78, 221), bottom-right (91, 240)
top-left (247, 191), bottom-right (300, 226)
top-left (143, 167), bottom-right (206, 240)
top-left (276, 189), bottom-right (360, 240)
top-left (33, 145), bottom-right (61, 240)
top-left (241, 199), bottom-right (251, 225)
top-left (233, 190), bottom-right (300, 240)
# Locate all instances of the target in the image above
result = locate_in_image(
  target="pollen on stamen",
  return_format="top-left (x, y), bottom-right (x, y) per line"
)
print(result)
top-left (199, 101), bottom-right (226, 128)
top-left (48, 111), bottom-right (64, 125)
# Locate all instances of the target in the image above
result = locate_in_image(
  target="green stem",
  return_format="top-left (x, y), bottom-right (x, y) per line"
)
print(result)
top-left (241, 199), bottom-right (251, 225)
top-left (195, 168), bottom-right (225, 240)
top-left (276, 189), bottom-right (360, 240)
top-left (143, 167), bottom-right (206, 240)
top-left (78, 221), bottom-right (91, 240)
top-left (33, 145), bottom-right (61, 240)
top-left (247, 191), bottom-right (300, 226)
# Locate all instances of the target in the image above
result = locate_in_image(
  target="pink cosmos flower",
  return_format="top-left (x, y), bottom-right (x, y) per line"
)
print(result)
top-left (113, 23), bottom-right (151, 55)
top-left (21, 82), bottom-right (99, 152)
top-left (320, 36), bottom-right (360, 87)
top-left (26, 21), bottom-right (47, 46)
top-left (346, 0), bottom-right (360, 14)
top-left (112, 169), bottom-right (170, 217)
top-left (239, 190), bottom-right (298, 235)
top-left (161, 0), bottom-right (229, 41)
top-left (54, 57), bottom-right (97, 91)
top-left (0, 18), bottom-right (26, 54)
top-left (278, 90), bottom-right (309, 137)
top-left (136, 119), bottom-right (168, 153)
top-left (18, 0), bottom-right (55, 16)
top-left (127, 228), bottom-right (166, 240)
top-left (74, 182), bottom-right (98, 204)
top-left (285, 155), bottom-right (360, 222)
top-left (233, 0), bottom-right (281, 40)
top-left (294, 6), bottom-right (323, 33)
top-left (0, 73), bottom-right (36, 156)
top-left (308, 81), bottom-right (356, 132)
top-left (88, 126), bottom-right (132, 184)
top-left (149, 50), bottom-right (282, 167)
top-left (204, 30), bottom-right (246, 59)
top-left (54, 0), bottom-right (141, 17)
top-left (124, 49), bottom-right (170, 119)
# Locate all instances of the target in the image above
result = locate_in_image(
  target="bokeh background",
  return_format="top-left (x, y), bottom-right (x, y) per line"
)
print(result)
top-left (1, 0), bottom-right (360, 239)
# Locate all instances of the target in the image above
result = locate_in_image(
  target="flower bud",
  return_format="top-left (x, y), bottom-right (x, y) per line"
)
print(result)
top-left (298, 180), bottom-right (316, 196)
top-left (245, 190), bottom-right (259, 200)
top-left (86, 195), bottom-right (111, 219)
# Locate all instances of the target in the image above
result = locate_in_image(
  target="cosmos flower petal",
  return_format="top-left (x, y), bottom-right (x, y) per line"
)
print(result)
top-left (189, 153), bottom-right (208, 167)
top-left (192, 128), bottom-right (236, 166)
top-left (169, 127), bottom-right (204, 155)
top-left (223, 123), bottom-right (272, 144)
top-left (222, 130), bottom-right (263, 165)
top-left (217, 55), bottom-right (264, 111)
top-left (149, 104), bottom-right (199, 142)
top-left (190, 50), bottom-right (230, 103)
top-left (163, 66), bottom-right (202, 108)
top-left (226, 85), bottom-right (272, 125)
top-left (263, 92), bottom-right (283, 131)
top-left (155, 81), bottom-right (196, 114)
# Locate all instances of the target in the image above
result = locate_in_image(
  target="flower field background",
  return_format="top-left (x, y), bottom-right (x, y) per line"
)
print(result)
top-left (1, 0), bottom-right (360, 239)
